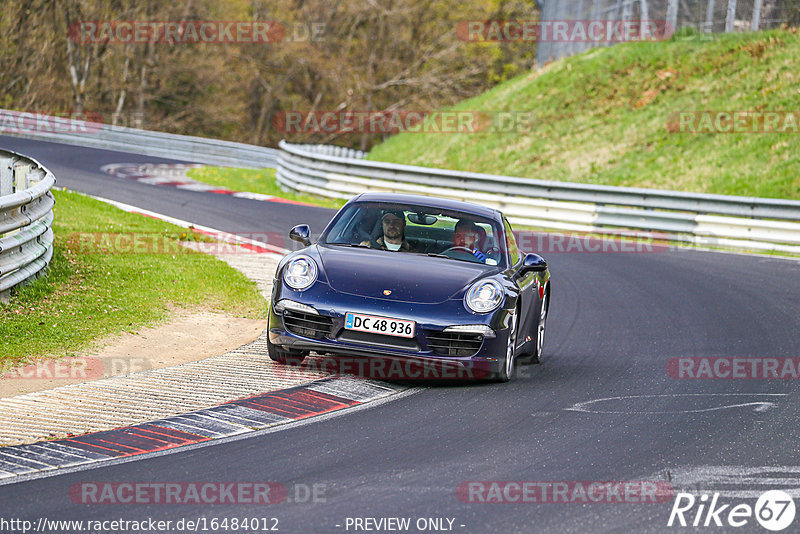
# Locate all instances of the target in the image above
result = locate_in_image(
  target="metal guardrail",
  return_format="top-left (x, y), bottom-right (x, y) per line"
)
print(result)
top-left (276, 140), bottom-right (800, 254)
top-left (0, 109), bottom-right (279, 168)
top-left (0, 150), bottom-right (56, 301)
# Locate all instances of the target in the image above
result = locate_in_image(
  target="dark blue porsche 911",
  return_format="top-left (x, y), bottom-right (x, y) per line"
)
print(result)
top-left (267, 192), bottom-right (550, 382)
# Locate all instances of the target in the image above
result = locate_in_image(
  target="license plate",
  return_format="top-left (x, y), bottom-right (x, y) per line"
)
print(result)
top-left (344, 312), bottom-right (415, 338)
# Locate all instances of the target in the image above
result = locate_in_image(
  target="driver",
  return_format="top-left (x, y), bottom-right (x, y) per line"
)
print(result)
top-left (360, 210), bottom-right (412, 251)
top-left (453, 220), bottom-right (487, 262)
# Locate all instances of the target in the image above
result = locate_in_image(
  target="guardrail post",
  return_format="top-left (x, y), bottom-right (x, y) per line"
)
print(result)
top-left (571, 0), bottom-right (586, 56)
top-left (538, 0), bottom-right (554, 61)
top-left (639, 0), bottom-right (650, 26)
top-left (751, 0), bottom-right (762, 31)
top-left (14, 163), bottom-right (30, 192)
top-left (705, 0), bottom-right (715, 32)
top-left (666, 0), bottom-right (679, 33)
top-left (28, 168), bottom-right (45, 186)
top-left (590, 0), bottom-right (601, 28)
top-left (725, 0), bottom-right (738, 32)
top-left (0, 158), bottom-right (12, 197)
top-left (622, 0), bottom-right (632, 22)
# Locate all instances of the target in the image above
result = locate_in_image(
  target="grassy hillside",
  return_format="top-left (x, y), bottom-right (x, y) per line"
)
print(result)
top-left (368, 28), bottom-right (800, 200)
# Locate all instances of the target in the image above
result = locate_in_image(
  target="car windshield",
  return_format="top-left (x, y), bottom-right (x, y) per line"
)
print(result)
top-left (321, 201), bottom-right (506, 267)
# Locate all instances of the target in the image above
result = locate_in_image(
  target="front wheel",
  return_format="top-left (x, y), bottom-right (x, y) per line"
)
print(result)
top-left (494, 309), bottom-right (518, 382)
top-left (530, 290), bottom-right (548, 364)
top-left (267, 335), bottom-right (307, 365)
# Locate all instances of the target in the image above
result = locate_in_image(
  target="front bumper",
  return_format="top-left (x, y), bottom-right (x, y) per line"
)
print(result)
top-left (269, 281), bottom-right (512, 379)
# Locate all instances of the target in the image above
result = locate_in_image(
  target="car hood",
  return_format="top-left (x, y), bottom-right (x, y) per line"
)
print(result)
top-left (317, 245), bottom-right (496, 304)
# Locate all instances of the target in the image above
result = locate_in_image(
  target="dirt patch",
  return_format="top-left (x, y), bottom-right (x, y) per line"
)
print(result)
top-left (0, 311), bottom-right (265, 399)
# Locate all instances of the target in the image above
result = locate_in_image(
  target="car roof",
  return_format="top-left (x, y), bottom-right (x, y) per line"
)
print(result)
top-left (351, 192), bottom-right (502, 220)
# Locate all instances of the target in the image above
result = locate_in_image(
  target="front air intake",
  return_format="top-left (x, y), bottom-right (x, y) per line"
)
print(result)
top-left (427, 332), bottom-right (484, 357)
top-left (283, 310), bottom-right (333, 340)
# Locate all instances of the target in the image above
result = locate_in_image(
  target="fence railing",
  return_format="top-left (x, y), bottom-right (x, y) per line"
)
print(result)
top-left (537, 0), bottom-right (792, 64)
top-left (276, 141), bottom-right (800, 254)
top-left (0, 150), bottom-right (56, 301)
top-left (0, 109), bottom-right (279, 169)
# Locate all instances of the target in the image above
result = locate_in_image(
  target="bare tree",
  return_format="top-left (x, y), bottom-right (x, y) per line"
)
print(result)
top-left (0, 0), bottom-right (539, 149)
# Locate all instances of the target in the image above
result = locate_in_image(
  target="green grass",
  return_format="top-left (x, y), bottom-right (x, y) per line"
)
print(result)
top-left (186, 166), bottom-right (346, 209)
top-left (0, 189), bottom-right (266, 365)
top-left (368, 28), bottom-right (800, 200)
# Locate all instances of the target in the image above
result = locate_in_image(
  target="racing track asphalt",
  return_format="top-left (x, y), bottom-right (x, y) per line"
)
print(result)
top-left (0, 136), bottom-right (335, 239)
top-left (2, 136), bottom-right (800, 533)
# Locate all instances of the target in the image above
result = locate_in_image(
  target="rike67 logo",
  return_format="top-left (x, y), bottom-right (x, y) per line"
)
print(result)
top-left (668, 490), bottom-right (796, 531)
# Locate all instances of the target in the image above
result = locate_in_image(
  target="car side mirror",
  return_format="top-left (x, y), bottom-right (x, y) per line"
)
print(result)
top-left (289, 224), bottom-right (311, 246)
top-left (521, 253), bottom-right (547, 273)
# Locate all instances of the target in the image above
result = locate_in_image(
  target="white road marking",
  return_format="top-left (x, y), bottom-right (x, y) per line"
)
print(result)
top-left (565, 393), bottom-right (788, 414)
top-left (88, 195), bottom-right (290, 255)
top-left (654, 465), bottom-right (800, 498)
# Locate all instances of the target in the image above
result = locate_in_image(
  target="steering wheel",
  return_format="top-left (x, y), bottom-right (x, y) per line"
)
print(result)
top-left (441, 246), bottom-right (474, 255)
top-left (439, 246), bottom-right (490, 264)
top-left (356, 228), bottom-right (382, 249)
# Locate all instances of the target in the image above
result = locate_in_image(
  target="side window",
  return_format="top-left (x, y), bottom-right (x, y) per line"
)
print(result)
top-left (504, 218), bottom-right (519, 266)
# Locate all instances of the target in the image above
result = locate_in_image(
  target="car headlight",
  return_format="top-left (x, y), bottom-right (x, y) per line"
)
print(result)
top-left (464, 279), bottom-right (504, 313)
top-left (283, 256), bottom-right (318, 290)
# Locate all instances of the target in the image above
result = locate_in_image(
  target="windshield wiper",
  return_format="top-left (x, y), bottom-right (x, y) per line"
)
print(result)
top-left (427, 252), bottom-right (490, 265)
top-left (327, 242), bottom-right (371, 248)
top-left (426, 253), bottom-right (460, 261)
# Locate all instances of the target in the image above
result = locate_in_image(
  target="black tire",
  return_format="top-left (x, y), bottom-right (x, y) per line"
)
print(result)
top-left (267, 336), bottom-right (307, 365)
top-left (518, 287), bottom-right (548, 365)
top-left (529, 288), bottom-right (548, 364)
top-left (494, 309), bottom-right (518, 382)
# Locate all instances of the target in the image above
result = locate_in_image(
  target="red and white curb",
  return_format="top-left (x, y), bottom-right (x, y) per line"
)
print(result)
top-left (90, 195), bottom-right (291, 256)
top-left (101, 163), bottom-right (312, 206)
top-left (0, 378), bottom-right (404, 483)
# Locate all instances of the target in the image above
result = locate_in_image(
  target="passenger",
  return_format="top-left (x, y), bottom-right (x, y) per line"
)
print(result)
top-left (453, 220), bottom-right (487, 262)
top-left (360, 210), bottom-right (412, 251)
